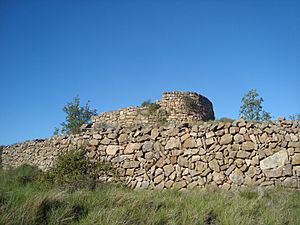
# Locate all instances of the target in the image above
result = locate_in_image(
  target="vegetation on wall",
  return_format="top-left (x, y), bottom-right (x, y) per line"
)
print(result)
top-left (289, 113), bottom-right (300, 121)
top-left (40, 149), bottom-right (115, 190)
top-left (239, 89), bottom-right (271, 122)
top-left (55, 96), bottom-right (97, 135)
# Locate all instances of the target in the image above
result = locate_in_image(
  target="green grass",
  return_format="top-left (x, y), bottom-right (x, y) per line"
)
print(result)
top-left (0, 166), bottom-right (299, 225)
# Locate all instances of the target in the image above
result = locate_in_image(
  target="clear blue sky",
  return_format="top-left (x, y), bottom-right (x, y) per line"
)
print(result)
top-left (0, 0), bottom-right (299, 145)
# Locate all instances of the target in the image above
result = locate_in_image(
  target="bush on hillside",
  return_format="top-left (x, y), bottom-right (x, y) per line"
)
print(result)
top-left (40, 149), bottom-right (115, 190)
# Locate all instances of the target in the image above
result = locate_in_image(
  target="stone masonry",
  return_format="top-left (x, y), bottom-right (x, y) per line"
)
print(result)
top-left (2, 118), bottom-right (300, 190)
top-left (91, 91), bottom-right (215, 128)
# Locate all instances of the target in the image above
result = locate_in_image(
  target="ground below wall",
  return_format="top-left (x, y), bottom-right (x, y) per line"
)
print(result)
top-left (2, 119), bottom-right (300, 190)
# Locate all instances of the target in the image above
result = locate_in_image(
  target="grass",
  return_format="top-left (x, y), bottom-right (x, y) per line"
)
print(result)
top-left (0, 165), bottom-right (299, 225)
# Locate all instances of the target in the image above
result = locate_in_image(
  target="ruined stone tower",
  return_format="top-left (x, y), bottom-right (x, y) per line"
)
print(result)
top-left (91, 91), bottom-right (215, 128)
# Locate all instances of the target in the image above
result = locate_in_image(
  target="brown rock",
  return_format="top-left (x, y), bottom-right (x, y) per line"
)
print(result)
top-left (173, 180), bottom-right (187, 189)
top-left (142, 141), bottom-right (154, 152)
top-left (206, 137), bottom-right (214, 146)
top-left (163, 164), bottom-right (175, 177)
top-left (209, 159), bottom-right (220, 172)
top-left (89, 139), bottom-right (99, 146)
top-left (106, 145), bottom-right (119, 155)
top-left (215, 152), bottom-right (223, 160)
top-left (178, 156), bottom-right (189, 167)
top-left (220, 134), bottom-right (233, 145)
top-left (180, 133), bottom-right (190, 142)
top-left (165, 137), bottom-right (181, 150)
top-left (236, 151), bottom-right (251, 158)
top-left (292, 154), bottom-right (300, 165)
top-left (101, 137), bottom-right (111, 145)
top-left (182, 137), bottom-right (196, 148)
top-left (154, 174), bottom-right (164, 184)
top-left (123, 160), bottom-right (140, 168)
top-left (242, 141), bottom-right (256, 151)
top-left (234, 134), bottom-right (244, 144)
top-left (213, 172), bottom-right (225, 184)
top-left (124, 143), bottom-right (141, 154)
top-left (151, 128), bottom-right (159, 140)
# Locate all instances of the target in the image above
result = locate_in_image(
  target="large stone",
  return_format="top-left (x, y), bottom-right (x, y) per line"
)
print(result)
top-left (242, 141), bottom-right (256, 151)
top-left (165, 137), bottom-right (181, 150)
top-left (178, 156), bottom-right (189, 167)
top-left (154, 174), bottom-right (164, 184)
top-left (124, 143), bottom-right (141, 154)
top-left (246, 166), bottom-right (257, 178)
top-left (151, 128), bottom-right (159, 140)
top-left (145, 152), bottom-right (154, 160)
top-left (181, 133), bottom-right (190, 142)
top-left (215, 152), bottom-right (223, 160)
top-left (118, 134), bottom-right (128, 144)
top-left (142, 141), bottom-right (154, 152)
top-left (191, 155), bottom-right (201, 162)
top-left (282, 177), bottom-right (298, 188)
top-left (173, 180), bottom-right (187, 189)
top-left (206, 137), bottom-right (215, 146)
top-left (195, 161), bottom-right (208, 173)
top-left (182, 137), bottom-right (196, 148)
top-left (234, 134), bottom-right (244, 143)
top-left (260, 150), bottom-right (289, 170)
top-left (236, 150), bottom-right (251, 158)
top-left (225, 164), bottom-right (236, 176)
top-left (229, 169), bottom-right (244, 185)
top-left (263, 168), bottom-right (282, 178)
top-left (206, 131), bottom-right (215, 139)
top-left (292, 153), bottom-right (300, 165)
top-left (166, 128), bottom-right (179, 137)
top-left (213, 172), bottom-right (225, 185)
top-left (89, 139), bottom-right (99, 146)
top-left (163, 164), bottom-right (175, 177)
top-left (220, 134), bottom-right (233, 145)
top-left (106, 145), bottom-right (119, 155)
top-left (101, 137), bottom-right (111, 145)
top-left (209, 159), bottom-right (220, 172)
top-left (123, 160), bottom-right (140, 168)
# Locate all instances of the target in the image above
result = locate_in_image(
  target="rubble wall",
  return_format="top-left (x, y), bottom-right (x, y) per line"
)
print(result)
top-left (2, 119), bottom-right (300, 190)
top-left (91, 91), bottom-right (215, 128)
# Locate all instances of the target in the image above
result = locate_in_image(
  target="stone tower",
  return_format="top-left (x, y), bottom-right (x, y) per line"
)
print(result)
top-left (157, 91), bottom-right (215, 122)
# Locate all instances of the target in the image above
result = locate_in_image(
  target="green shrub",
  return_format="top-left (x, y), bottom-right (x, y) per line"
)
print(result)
top-left (148, 103), bottom-right (161, 114)
top-left (39, 150), bottom-right (94, 190)
top-left (218, 117), bottom-right (234, 123)
top-left (141, 99), bottom-right (152, 107)
top-left (159, 117), bottom-right (168, 125)
top-left (13, 164), bottom-right (42, 186)
top-left (40, 150), bottom-right (115, 190)
top-left (141, 100), bottom-right (161, 114)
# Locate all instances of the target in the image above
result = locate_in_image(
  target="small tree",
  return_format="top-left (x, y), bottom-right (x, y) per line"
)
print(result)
top-left (289, 114), bottom-right (300, 121)
top-left (60, 96), bottom-right (97, 134)
top-left (239, 89), bottom-right (271, 122)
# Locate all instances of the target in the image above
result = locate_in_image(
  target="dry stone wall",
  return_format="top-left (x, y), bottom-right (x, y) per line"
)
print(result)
top-left (1, 119), bottom-right (300, 190)
top-left (91, 91), bottom-right (215, 128)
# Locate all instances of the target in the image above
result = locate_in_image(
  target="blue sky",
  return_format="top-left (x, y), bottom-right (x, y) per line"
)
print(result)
top-left (0, 0), bottom-right (299, 145)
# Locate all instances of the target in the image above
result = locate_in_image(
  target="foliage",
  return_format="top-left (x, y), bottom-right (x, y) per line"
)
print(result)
top-left (159, 117), bottom-right (168, 125)
top-left (40, 149), bottom-right (114, 190)
top-left (217, 117), bottom-right (234, 123)
top-left (141, 99), bottom-right (152, 107)
top-left (141, 99), bottom-right (161, 114)
top-left (239, 89), bottom-right (271, 122)
top-left (53, 127), bottom-right (59, 136)
top-left (289, 114), bottom-right (300, 121)
top-left (60, 96), bottom-right (97, 135)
